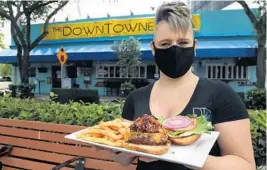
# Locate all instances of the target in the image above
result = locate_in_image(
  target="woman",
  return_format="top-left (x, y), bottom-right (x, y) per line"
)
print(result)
top-left (103, 2), bottom-right (255, 170)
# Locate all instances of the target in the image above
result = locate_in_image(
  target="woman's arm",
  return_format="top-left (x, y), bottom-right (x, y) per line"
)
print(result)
top-left (200, 119), bottom-right (256, 170)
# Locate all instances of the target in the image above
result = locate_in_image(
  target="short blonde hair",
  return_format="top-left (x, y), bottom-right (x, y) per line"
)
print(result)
top-left (155, 1), bottom-right (192, 34)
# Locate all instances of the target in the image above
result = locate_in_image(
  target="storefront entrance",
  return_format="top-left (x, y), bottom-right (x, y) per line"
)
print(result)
top-left (52, 66), bottom-right (61, 88)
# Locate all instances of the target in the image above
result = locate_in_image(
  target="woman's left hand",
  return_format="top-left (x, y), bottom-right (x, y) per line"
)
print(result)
top-left (138, 156), bottom-right (159, 163)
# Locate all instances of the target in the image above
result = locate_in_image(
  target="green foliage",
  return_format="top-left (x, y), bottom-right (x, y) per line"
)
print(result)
top-left (111, 36), bottom-right (141, 78)
top-left (120, 82), bottom-right (136, 91)
top-left (0, 32), bottom-right (4, 49)
top-left (249, 110), bottom-right (266, 166)
top-left (0, 64), bottom-right (11, 76)
top-left (245, 88), bottom-right (266, 110)
top-left (0, 96), bottom-right (122, 127)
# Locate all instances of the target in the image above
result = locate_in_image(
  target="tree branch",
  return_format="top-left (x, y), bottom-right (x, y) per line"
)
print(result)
top-left (11, 24), bottom-right (23, 70)
top-left (23, 1), bottom-right (31, 47)
top-left (30, 1), bottom-right (68, 50)
top-left (237, 0), bottom-right (259, 30)
top-left (29, 1), bottom-right (58, 14)
top-left (0, 8), bottom-right (11, 20)
top-left (15, 3), bottom-right (23, 21)
top-left (6, 1), bottom-right (26, 47)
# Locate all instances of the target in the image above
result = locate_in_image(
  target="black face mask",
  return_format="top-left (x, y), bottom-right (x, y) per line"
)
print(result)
top-left (152, 41), bottom-right (195, 79)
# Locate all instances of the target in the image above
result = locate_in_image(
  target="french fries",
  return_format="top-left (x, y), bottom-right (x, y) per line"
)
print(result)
top-left (76, 118), bottom-right (131, 147)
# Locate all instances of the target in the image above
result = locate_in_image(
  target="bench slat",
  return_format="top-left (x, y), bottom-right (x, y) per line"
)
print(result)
top-left (1, 157), bottom-right (73, 170)
top-left (0, 126), bottom-right (82, 145)
top-left (2, 167), bottom-right (22, 170)
top-left (3, 147), bottom-right (135, 170)
top-left (0, 119), bottom-right (138, 170)
top-left (0, 135), bottom-right (113, 160)
top-left (0, 119), bottom-right (84, 133)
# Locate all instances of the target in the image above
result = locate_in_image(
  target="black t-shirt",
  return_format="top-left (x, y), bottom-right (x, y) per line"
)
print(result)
top-left (122, 78), bottom-right (248, 170)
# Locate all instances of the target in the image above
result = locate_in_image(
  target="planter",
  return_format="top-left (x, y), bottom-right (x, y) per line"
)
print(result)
top-left (8, 84), bottom-right (18, 97)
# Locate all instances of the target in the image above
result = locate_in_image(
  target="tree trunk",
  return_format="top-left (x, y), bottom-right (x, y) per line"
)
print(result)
top-left (20, 47), bottom-right (30, 85)
top-left (256, 44), bottom-right (266, 88)
top-left (255, 47), bottom-right (266, 90)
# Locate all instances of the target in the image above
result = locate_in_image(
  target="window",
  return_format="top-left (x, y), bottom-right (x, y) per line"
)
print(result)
top-left (96, 64), bottom-right (147, 79)
top-left (206, 64), bottom-right (248, 80)
top-left (29, 67), bottom-right (36, 77)
top-left (67, 66), bottom-right (77, 78)
top-left (147, 65), bottom-right (156, 79)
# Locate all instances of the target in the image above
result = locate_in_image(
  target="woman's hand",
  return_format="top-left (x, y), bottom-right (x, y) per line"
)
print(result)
top-left (138, 156), bottom-right (159, 163)
top-left (91, 146), bottom-right (137, 166)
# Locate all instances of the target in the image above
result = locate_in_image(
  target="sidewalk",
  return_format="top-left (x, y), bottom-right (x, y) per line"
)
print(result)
top-left (34, 94), bottom-right (125, 103)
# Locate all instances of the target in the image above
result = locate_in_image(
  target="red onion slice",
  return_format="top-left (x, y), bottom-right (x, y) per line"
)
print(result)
top-left (163, 116), bottom-right (192, 130)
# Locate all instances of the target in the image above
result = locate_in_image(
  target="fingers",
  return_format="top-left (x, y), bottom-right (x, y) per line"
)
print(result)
top-left (91, 147), bottom-right (136, 159)
top-left (138, 156), bottom-right (158, 163)
top-left (183, 165), bottom-right (199, 170)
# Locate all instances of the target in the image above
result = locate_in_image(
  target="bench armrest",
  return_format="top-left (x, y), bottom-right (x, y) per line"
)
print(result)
top-left (0, 145), bottom-right (13, 157)
top-left (52, 157), bottom-right (85, 170)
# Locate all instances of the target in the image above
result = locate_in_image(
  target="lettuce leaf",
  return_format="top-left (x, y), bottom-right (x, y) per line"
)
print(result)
top-left (158, 116), bottom-right (166, 124)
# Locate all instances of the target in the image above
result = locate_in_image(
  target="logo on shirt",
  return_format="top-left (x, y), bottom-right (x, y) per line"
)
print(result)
top-left (192, 107), bottom-right (212, 121)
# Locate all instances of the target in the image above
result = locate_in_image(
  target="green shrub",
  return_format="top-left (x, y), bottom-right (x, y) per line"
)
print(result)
top-left (249, 110), bottom-right (266, 167)
top-left (245, 88), bottom-right (266, 110)
top-left (0, 96), bottom-right (121, 126)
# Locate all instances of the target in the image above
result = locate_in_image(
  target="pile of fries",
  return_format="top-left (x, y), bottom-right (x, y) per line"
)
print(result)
top-left (76, 118), bottom-right (131, 147)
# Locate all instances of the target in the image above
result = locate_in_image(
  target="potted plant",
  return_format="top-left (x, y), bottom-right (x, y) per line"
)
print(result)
top-left (120, 82), bottom-right (136, 97)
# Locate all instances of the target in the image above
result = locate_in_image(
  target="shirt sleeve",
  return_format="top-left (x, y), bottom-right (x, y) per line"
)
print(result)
top-left (213, 82), bottom-right (248, 124)
top-left (121, 93), bottom-right (135, 121)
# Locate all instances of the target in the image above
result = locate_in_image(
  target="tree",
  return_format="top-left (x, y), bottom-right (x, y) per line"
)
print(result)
top-left (111, 36), bottom-right (141, 79)
top-left (0, 1), bottom-right (68, 91)
top-left (111, 36), bottom-right (141, 95)
top-left (237, 0), bottom-right (266, 88)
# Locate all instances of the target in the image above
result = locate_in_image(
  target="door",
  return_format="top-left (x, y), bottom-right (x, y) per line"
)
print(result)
top-left (52, 66), bottom-right (61, 88)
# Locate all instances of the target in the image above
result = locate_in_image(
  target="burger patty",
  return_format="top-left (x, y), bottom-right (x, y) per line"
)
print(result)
top-left (127, 132), bottom-right (169, 145)
top-left (130, 114), bottom-right (162, 133)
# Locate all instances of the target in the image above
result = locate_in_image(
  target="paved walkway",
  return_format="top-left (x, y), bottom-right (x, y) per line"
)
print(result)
top-left (0, 81), bottom-right (11, 90)
top-left (34, 94), bottom-right (125, 103)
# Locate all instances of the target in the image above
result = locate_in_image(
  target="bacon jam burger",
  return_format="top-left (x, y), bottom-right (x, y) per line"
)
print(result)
top-left (124, 114), bottom-right (171, 155)
top-left (161, 115), bottom-right (213, 146)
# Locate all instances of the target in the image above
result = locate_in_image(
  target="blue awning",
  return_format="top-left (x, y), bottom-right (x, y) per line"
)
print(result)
top-left (0, 39), bottom-right (257, 63)
top-left (196, 39), bottom-right (257, 58)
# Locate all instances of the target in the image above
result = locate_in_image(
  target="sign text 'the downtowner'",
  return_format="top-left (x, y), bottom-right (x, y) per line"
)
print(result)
top-left (43, 15), bottom-right (201, 40)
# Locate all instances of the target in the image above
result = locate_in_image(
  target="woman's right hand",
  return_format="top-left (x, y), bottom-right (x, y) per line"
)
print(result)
top-left (91, 146), bottom-right (136, 166)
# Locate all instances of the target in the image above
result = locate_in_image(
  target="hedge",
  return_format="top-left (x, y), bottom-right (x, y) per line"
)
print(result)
top-left (0, 96), bottom-right (122, 126)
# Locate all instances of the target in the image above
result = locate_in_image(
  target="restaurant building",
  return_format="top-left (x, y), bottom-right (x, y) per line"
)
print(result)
top-left (0, 9), bottom-right (257, 96)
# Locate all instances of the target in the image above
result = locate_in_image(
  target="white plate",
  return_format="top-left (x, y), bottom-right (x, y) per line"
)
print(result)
top-left (65, 130), bottom-right (219, 168)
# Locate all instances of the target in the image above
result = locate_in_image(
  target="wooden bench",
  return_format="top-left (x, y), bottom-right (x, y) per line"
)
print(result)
top-left (0, 119), bottom-right (137, 170)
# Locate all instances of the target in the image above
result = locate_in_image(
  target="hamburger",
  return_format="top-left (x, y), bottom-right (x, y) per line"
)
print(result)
top-left (123, 114), bottom-right (171, 155)
top-left (160, 115), bottom-right (213, 146)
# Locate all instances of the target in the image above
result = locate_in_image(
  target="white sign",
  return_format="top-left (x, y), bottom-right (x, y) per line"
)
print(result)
top-left (62, 78), bottom-right (72, 89)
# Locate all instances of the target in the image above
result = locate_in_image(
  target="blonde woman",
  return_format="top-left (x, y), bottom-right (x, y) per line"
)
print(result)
top-left (98, 2), bottom-right (256, 170)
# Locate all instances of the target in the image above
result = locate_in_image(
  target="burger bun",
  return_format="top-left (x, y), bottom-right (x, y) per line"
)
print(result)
top-left (169, 134), bottom-right (201, 146)
top-left (123, 142), bottom-right (171, 155)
